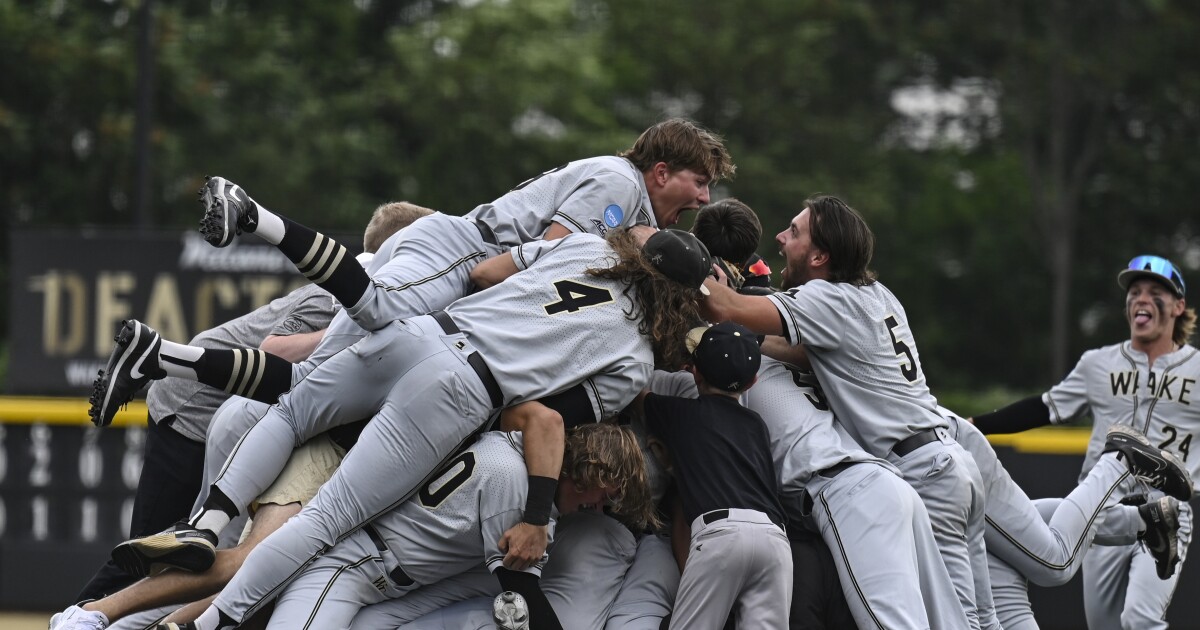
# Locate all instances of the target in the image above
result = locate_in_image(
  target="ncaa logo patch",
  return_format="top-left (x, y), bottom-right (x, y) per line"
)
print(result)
top-left (603, 204), bottom-right (624, 227)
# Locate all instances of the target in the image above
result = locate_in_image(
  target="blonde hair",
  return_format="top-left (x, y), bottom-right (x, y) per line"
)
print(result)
top-left (563, 423), bottom-right (659, 530)
top-left (363, 201), bottom-right (434, 253)
top-left (1177, 306), bottom-right (1197, 347)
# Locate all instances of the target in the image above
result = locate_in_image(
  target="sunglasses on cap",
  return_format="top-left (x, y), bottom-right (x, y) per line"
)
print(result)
top-left (1118, 255), bottom-right (1186, 298)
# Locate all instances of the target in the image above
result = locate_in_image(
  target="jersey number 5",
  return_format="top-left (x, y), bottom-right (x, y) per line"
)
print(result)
top-left (544, 280), bottom-right (614, 315)
top-left (884, 315), bottom-right (919, 382)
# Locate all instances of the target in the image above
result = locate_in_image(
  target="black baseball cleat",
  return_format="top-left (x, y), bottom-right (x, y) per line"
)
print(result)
top-left (111, 522), bottom-right (218, 578)
top-left (1119, 493), bottom-right (1148, 507)
top-left (158, 623), bottom-right (197, 630)
top-left (198, 175), bottom-right (260, 248)
top-left (89, 320), bottom-right (166, 427)
top-left (493, 591), bottom-right (530, 630)
top-left (1103, 424), bottom-right (1194, 500)
top-left (1138, 496), bottom-right (1181, 580)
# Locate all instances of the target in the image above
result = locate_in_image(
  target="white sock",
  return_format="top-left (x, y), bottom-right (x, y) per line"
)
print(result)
top-left (194, 606), bottom-right (222, 630)
top-left (191, 509), bottom-right (232, 538)
top-left (157, 339), bottom-right (204, 379)
top-left (253, 208), bottom-right (286, 244)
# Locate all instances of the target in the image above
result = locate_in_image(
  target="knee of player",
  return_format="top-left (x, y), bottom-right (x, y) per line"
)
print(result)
top-left (1025, 565), bottom-right (1074, 588)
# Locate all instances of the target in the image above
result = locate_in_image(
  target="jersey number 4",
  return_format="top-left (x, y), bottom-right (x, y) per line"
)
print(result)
top-left (544, 280), bottom-right (614, 315)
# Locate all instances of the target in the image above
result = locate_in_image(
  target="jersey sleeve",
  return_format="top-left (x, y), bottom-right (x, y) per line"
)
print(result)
top-left (509, 237), bottom-right (571, 272)
top-left (481, 510), bottom-right (552, 578)
top-left (1043, 350), bottom-right (1098, 424)
top-left (269, 286), bottom-right (338, 336)
top-left (765, 281), bottom-right (847, 350)
top-left (649, 370), bottom-right (699, 399)
top-left (576, 362), bottom-right (654, 422)
top-left (550, 171), bottom-right (644, 235)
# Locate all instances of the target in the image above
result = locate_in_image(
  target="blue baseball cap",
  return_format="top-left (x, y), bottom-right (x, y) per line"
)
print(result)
top-left (1117, 255), bottom-right (1186, 298)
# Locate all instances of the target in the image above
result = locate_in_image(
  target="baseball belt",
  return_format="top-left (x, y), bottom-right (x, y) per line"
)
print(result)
top-left (892, 428), bottom-right (941, 457)
top-left (430, 310), bottom-right (504, 408)
top-left (364, 523), bottom-right (415, 587)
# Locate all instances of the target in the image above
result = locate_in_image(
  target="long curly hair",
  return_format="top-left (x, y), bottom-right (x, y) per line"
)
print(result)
top-left (563, 423), bottom-right (659, 530)
top-left (586, 228), bottom-right (702, 371)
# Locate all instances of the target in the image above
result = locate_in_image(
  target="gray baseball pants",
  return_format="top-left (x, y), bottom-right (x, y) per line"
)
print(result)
top-left (668, 508), bottom-right (792, 630)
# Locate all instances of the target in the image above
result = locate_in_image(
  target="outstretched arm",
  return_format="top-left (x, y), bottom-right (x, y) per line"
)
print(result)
top-left (470, 252), bottom-right (521, 289)
top-left (971, 395), bottom-right (1052, 434)
top-left (700, 277), bottom-right (784, 336)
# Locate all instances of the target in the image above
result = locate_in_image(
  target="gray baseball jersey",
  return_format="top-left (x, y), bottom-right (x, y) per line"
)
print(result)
top-left (738, 356), bottom-right (884, 495)
top-left (350, 512), bottom-right (640, 630)
top-left (266, 432), bottom-right (552, 630)
top-left (204, 234), bottom-right (655, 624)
top-left (466, 155), bottom-right (656, 246)
top-left (146, 283), bottom-right (335, 442)
top-left (1043, 341), bottom-right (1200, 629)
top-left (740, 357), bottom-right (968, 630)
top-left (766, 281), bottom-right (994, 629)
top-left (766, 280), bottom-right (946, 457)
top-left (1045, 342), bottom-right (1200, 484)
top-left (446, 234), bottom-right (655, 415)
top-left (344, 156), bottom-right (655, 339)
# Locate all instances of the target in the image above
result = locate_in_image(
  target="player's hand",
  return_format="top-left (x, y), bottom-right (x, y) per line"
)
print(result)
top-left (498, 522), bottom-right (549, 570)
top-left (710, 262), bottom-right (729, 287)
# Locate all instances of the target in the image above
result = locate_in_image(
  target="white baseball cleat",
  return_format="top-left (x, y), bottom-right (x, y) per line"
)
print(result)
top-left (48, 604), bottom-right (108, 630)
top-left (493, 591), bottom-right (530, 630)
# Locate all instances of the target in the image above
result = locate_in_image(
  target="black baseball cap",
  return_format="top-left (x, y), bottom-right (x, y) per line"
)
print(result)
top-left (686, 321), bottom-right (762, 392)
top-left (644, 229), bottom-right (713, 295)
top-left (1117, 254), bottom-right (1186, 298)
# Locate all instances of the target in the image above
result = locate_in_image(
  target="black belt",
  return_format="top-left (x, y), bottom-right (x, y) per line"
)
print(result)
top-left (700, 508), bottom-right (785, 531)
top-left (364, 524), bottom-right (415, 587)
top-left (430, 310), bottom-right (503, 408)
top-left (472, 220), bottom-right (499, 246)
top-left (893, 428), bottom-right (940, 457)
top-left (818, 461), bottom-right (856, 478)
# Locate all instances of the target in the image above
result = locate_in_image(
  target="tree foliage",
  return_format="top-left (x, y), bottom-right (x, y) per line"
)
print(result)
top-left (3, 0), bottom-right (1199, 398)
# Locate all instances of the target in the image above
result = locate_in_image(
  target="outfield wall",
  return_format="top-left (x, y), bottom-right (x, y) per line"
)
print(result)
top-left (0, 398), bottom-right (1195, 627)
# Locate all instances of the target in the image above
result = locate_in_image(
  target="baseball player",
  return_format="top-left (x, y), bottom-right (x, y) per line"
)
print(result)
top-left (87, 117), bottom-right (731, 415)
top-left (735, 338), bottom-right (969, 629)
top-left (345, 504), bottom-right (647, 630)
top-left (90, 119), bottom-right (731, 570)
top-left (700, 194), bottom-right (995, 627)
top-left (50, 428), bottom-right (351, 630)
top-left (72, 201), bottom-right (427, 606)
top-left (163, 424), bottom-right (652, 630)
top-left (972, 254), bottom-right (1199, 629)
top-left (90, 115), bottom-right (730, 453)
top-left (940, 406), bottom-right (1190, 630)
top-left (689, 198), bottom-right (771, 290)
top-left (638, 322), bottom-right (793, 629)
top-left (109, 227), bottom-right (708, 630)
